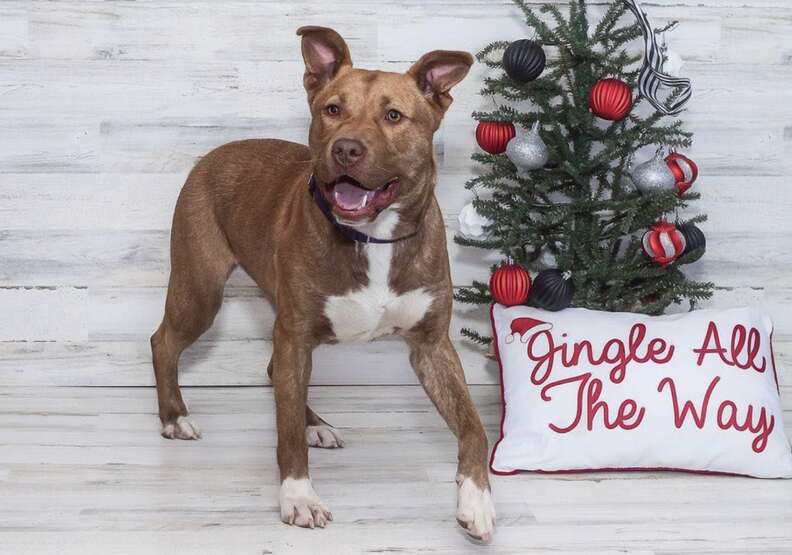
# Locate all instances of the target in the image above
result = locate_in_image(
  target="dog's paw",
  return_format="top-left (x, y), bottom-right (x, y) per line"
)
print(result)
top-left (456, 474), bottom-right (496, 542)
top-left (279, 478), bottom-right (332, 529)
top-left (161, 415), bottom-right (201, 440)
top-left (306, 424), bottom-right (344, 449)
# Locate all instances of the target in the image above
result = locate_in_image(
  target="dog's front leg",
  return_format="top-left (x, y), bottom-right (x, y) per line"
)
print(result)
top-left (271, 324), bottom-right (332, 528)
top-left (407, 334), bottom-right (495, 541)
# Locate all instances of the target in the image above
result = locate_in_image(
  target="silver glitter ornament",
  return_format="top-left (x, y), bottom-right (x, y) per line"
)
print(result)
top-left (506, 121), bottom-right (549, 177)
top-left (630, 152), bottom-right (676, 194)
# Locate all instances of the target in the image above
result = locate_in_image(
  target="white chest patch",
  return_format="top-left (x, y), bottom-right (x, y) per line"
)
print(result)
top-left (324, 207), bottom-right (434, 343)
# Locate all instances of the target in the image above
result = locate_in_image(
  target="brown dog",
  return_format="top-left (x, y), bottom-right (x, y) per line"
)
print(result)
top-left (151, 26), bottom-right (495, 540)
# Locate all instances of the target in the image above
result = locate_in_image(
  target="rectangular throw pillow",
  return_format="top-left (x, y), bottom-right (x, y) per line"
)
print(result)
top-left (490, 304), bottom-right (792, 478)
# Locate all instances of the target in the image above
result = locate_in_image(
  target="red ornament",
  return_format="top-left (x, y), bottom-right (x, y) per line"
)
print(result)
top-left (589, 78), bottom-right (633, 121)
top-left (476, 121), bottom-right (516, 154)
top-left (490, 262), bottom-right (531, 306)
top-left (642, 221), bottom-right (687, 267)
top-left (665, 153), bottom-right (699, 195)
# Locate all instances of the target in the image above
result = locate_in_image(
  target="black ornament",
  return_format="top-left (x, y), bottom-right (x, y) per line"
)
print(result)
top-left (531, 269), bottom-right (574, 311)
top-left (503, 39), bottom-right (546, 83)
top-left (679, 223), bottom-right (706, 261)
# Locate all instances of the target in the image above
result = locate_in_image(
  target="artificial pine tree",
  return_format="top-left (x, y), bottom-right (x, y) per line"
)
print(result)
top-left (455, 0), bottom-right (715, 345)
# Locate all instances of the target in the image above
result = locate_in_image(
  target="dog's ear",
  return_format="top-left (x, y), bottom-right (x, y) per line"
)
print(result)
top-left (408, 50), bottom-right (474, 112)
top-left (296, 26), bottom-right (352, 101)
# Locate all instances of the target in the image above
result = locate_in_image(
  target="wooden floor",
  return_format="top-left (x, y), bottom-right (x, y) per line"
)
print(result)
top-left (1, 385), bottom-right (792, 554)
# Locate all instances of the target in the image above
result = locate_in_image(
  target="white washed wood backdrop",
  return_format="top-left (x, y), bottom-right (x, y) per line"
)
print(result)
top-left (1, 0), bottom-right (791, 387)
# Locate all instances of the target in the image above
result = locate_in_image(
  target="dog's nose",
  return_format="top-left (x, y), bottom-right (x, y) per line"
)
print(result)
top-left (332, 139), bottom-right (367, 168)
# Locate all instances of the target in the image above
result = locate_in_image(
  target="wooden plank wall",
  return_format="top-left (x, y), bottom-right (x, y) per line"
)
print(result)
top-left (1, 1), bottom-right (791, 386)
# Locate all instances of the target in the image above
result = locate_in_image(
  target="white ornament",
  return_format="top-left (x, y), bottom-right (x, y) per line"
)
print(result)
top-left (458, 202), bottom-right (492, 240)
top-left (537, 248), bottom-right (558, 269)
top-left (662, 49), bottom-right (685, 78)
top-left (659, 29), bottom-right (685, 78)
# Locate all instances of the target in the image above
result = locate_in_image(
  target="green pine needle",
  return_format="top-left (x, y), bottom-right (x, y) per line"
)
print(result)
top-left (455, 0), bottom-right (714, 326)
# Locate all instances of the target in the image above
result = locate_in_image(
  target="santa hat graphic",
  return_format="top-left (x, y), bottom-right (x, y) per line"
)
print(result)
top-left (506, 317), bottom-right (554, 344)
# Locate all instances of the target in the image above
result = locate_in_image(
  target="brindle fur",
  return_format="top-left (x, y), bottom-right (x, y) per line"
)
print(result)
top-left (151, 26), bottom-right (491, 537)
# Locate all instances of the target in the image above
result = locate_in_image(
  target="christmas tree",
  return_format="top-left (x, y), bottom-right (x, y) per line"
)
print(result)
top-left (455, 0), bottom-right (714, 345)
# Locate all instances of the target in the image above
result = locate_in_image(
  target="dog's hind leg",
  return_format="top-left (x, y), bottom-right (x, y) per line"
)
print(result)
top-left (304, 405), bottom-right (344, 449)
top-left (267, 360), bottom-right (344, 449)
top-left (151, 180), bottom-right (236, 440)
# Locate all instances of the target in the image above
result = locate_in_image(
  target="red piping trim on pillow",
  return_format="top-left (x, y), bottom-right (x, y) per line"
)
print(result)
top-left (770, 329), bottom-right (780, 395)
top-left (487, 304), bottom-right (788, 478)
top-left (489, 304), bottom-right (519, 476)
top-left (521, 466), bottom-right (769, 479)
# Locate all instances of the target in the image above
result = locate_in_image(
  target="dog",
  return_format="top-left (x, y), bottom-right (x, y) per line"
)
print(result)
top-left (150, 26), bottom-right (495, 540)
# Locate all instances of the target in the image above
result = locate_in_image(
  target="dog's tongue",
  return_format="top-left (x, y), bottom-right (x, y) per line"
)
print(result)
top-left (334, 181), bottom-right (375, 211)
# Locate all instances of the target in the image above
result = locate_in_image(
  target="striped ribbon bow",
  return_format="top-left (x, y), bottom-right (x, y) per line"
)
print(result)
top-left (623, 0), bottom-right (692, 116)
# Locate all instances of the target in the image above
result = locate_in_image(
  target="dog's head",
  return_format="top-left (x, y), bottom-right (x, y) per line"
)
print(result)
top-left (297, 26), bottom-right (473, 226)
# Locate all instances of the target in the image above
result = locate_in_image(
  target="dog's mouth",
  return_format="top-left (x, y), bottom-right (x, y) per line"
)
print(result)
top-left (323, 175), bottom-right (400, 220)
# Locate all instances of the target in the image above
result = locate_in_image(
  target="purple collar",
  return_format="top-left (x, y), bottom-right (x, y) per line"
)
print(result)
top-left (309, 175), bottom-right (418, 244)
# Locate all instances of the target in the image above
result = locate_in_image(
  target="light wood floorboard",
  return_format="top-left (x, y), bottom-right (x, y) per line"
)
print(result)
top-left (1, 385), bottom-right (791, 554)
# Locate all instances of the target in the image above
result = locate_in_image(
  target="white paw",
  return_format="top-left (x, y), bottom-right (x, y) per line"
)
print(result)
top-left (161, 415), bottom-right (201, 440)
top-left (456, 475), bottom-right (496, 542)
top-left (306, 424), bottom-right (344, 449)
top-left (279, 478), bottom-right (332, 529)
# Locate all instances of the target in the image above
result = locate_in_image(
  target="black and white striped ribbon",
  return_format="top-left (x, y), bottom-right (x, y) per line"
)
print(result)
top-left (623, 0), bottom-right (692, 116)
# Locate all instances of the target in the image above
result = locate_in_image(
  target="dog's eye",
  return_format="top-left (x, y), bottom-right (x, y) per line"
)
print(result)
top-left (386, 109), bottom-right (402, 122)
top-left (326, 104), bottom-right (341, 116)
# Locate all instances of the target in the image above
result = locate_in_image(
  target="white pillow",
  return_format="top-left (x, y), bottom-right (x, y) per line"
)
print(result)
top-left (490, 304), bottom-right (792, 478)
